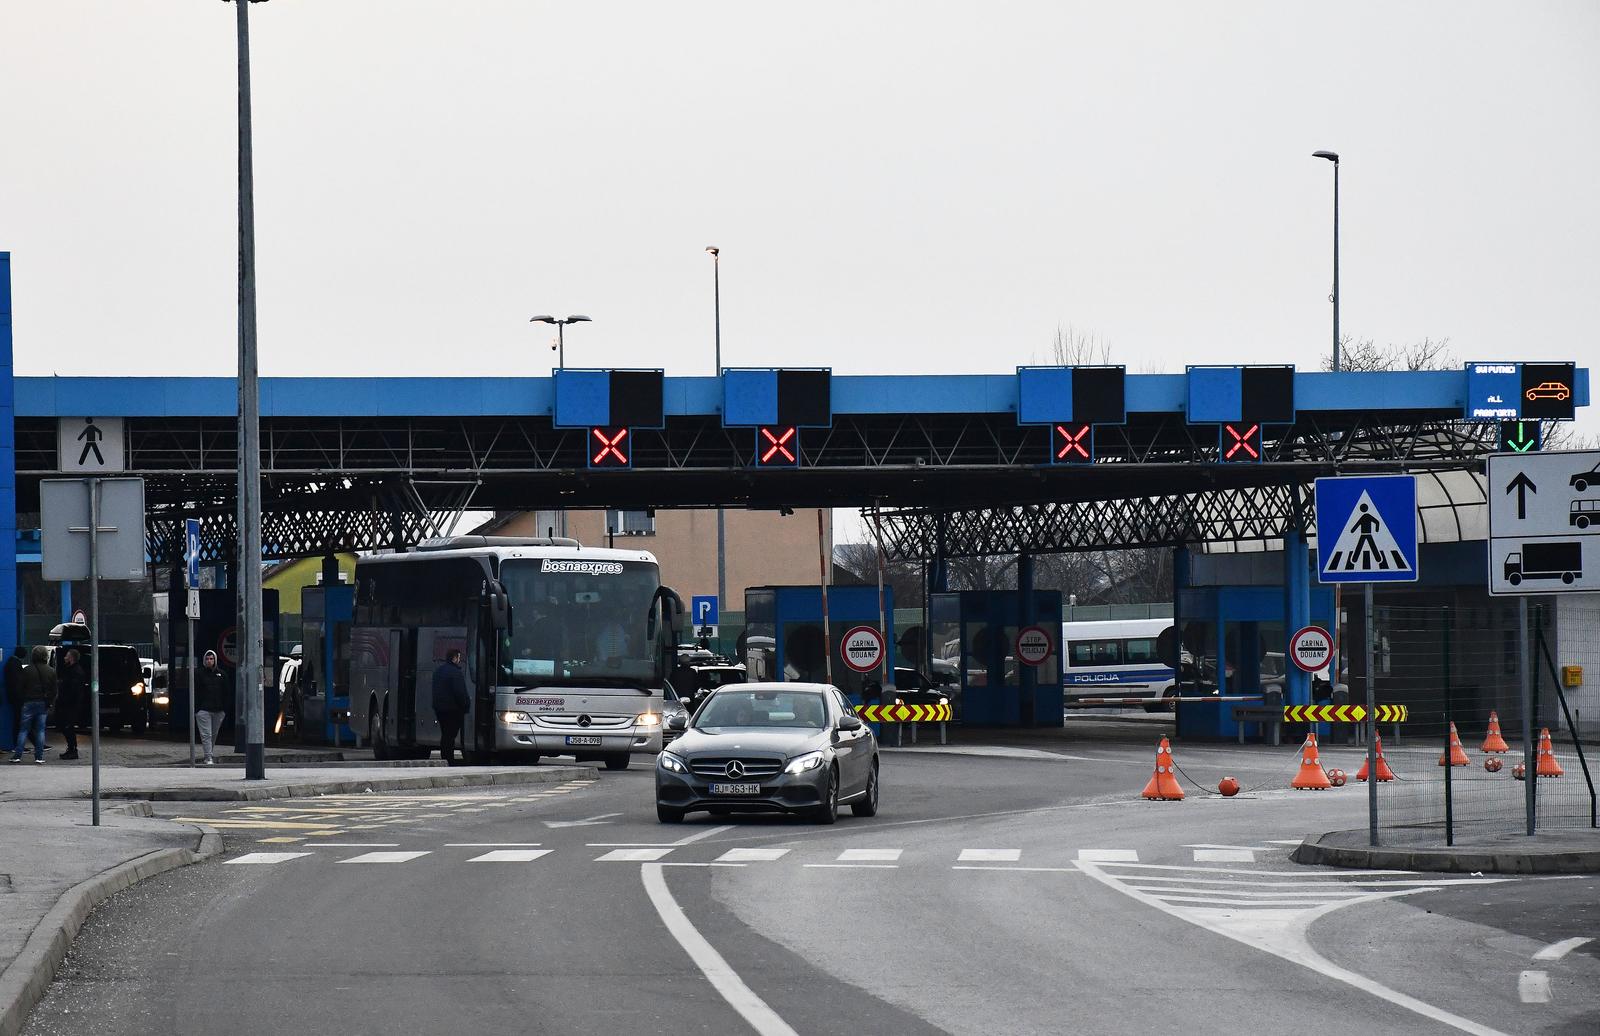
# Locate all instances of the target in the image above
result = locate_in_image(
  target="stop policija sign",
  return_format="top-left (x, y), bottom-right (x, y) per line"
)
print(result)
top-left (1289, 626), bottom-right (1334, 673)
top-left (840, 625), bottom-right (886, 673)
top-left (1015, 625), bottom-right (1053, 666)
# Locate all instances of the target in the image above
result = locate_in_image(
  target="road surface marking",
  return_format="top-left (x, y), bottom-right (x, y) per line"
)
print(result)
top-left (469, 849), bottom-right (553, 863)
top-left (1077, 849), bottom-right (1139, 862)
top-left (838, 848), bottom-right (902, 862)
top-left (1192, 849), bottom-right (1256, 863)
top-left (1094, 862), bottom-right (1418, 877)
top-left (225, 852), bottom-right (313, 865)
top-left (954, 865), bottom-right (1083, 873)
top-left (304, 842), bottom-right (397, 847)
top-left (256, 836), bottom-right (305, 844)
top-left (597, 848), bottom-right (676, 862)
top-left (717, 847), bottom-right (792, 862)
top-left (641, 864), bottom-right (798, 1036)
top-left (1077, 860), bottom-right (1511, 1036)
top-left (588, 825), bottom-right (734, 850)
top-left (444, 842), bottom-right (543, 847)
top-left (1518, 970), bottom-right (1551, 1003)
top-left (1184, 843), bottom-right (1275, 851)
top-left (1533, 937), bottom-right (1592, 961)
top-left (1266, 839), bottom-right (1304, 845)
top-left (336, 851), bottom-right (431, 864)
top-left (958, 849), bottom-right (1021, 862)
top-left (803, 863), bottom-right (898, 869)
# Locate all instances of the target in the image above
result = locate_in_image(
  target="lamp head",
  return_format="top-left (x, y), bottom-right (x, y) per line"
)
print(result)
top-left (1312, 150), bottom-right (1339, 163)
top-left (705, 246), bottom-right (719, 257)
top-left (530, 315), bottom-right (555, 325)
top-left (566, 315), bottom-right (592, 324)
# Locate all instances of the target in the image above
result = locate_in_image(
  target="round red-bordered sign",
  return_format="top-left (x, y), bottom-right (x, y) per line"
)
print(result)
top-left (217, 626), bottom-right (240, 668)
top-left (840, 625), bottom-right (886, 674)
top-left (1015, 625), bottom-right (1053, 666)
top-left (1289, 625), bottom-right (1333, 673)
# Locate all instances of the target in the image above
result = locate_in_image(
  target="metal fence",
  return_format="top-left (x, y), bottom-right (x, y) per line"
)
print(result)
top-left (1371, 604), bottom-right (1595, 843)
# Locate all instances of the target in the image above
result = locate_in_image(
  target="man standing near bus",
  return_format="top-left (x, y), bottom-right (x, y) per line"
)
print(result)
top-left (432, 648), bottom-right (469, 766)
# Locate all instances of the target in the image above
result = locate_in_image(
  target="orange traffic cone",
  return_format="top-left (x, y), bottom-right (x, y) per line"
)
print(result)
top-left (1356, 733), bottom-right (1397, 782)
top-left (1438, 722), bottom-right (1470, 767)
top-left (1291, 732), bottom-right (1333, 790)
top-left (1141, 738), bottom-right (1185, 800)
top-left (1480, 711), bottom-right (1510, 753)
top-left (1536, 728), bottom-right (1565, 777)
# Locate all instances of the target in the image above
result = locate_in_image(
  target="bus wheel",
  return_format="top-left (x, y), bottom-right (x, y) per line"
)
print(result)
top-left (370, 709), bottom-right (391, 761)
top-left (604, 754), bottom-right (630, 771)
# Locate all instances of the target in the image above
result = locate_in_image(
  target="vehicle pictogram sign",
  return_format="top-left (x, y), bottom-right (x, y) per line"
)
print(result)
top-left (1314, 475), bottom-right (1419, 583)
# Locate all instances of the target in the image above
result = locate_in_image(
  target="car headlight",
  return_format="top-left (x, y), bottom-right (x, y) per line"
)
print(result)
top-left (939, 696), bottom-right (948, 706)
top-left (659, 752), bottom-right (688, 773)
top-left (499, 710), bottom-right (533, 724)
top-left (784, 750), bottom-right (824, 774)
top-left (635, 712), bottom-right (662, 727)
top-left (893, 696), bottom-right (904, 705)
top-left (153, 694), bottom-right (170, 707)
top-left (131, 682), bottom-right (145, 696)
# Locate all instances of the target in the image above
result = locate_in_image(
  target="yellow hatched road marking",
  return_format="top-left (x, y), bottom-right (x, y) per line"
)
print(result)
top-left (174, 818), bottom-right (345, 831)
top-left (257, 836), bottom-right (306, 844)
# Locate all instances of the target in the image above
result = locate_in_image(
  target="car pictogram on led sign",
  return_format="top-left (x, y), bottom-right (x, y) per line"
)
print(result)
top-left (1051, 424), bottom-right (1093, 464)
top-left (756, 426), bottom-right (800, 467)
top-left (1220, 423), bottom-right (1261, 462)
top-left (589, 427), bottom-right (631, 468)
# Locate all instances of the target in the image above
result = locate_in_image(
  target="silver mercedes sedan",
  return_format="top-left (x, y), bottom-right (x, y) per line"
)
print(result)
top-left (655, 682), bottom-right (879, 824)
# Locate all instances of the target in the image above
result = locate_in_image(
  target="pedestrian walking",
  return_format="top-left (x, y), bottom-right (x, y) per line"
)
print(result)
top-left (10, 646), bottom-right (57, 764)
top-left (431, 648), bottom-right (469, 766)
top-left (4, 645), bottom-right (26, 745)
top-left (194, 650), bottom-right (230, 765)
top-left (56, 648), bottom-right (90, 760)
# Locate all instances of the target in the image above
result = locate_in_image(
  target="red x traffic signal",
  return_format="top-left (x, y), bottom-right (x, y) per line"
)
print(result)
top-left (589, 426), bottom-right (631, 468)
top-left (1051, 423), bottom-right (1093, 464)
top-left (756, 425), bottom-right (800, 467)
top-left (1220, 423), bottom-right (1261, 462)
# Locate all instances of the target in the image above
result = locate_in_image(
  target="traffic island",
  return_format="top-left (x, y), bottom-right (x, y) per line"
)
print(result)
top-left (1292, 827), bottom-right (1600, 875)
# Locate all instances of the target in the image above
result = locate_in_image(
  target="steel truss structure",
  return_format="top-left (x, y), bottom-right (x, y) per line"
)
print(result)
top-left (11, 410), bottom-right (1502, 560)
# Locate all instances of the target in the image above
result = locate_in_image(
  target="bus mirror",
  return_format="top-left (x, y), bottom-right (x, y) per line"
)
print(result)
top-left (485, 581), bottom-right (511, 631)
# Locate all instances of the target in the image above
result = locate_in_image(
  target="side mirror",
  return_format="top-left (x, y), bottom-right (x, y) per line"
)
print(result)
top-left (837, 713), bottom-right (864, 732)
top-left (485, 580), bottom-right (511, 631)
top-left (668, 714), bottom-right (687, 732)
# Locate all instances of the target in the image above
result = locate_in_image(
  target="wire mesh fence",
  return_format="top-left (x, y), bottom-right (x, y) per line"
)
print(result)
top-left (1369, 604), bottom-right (1596, 843)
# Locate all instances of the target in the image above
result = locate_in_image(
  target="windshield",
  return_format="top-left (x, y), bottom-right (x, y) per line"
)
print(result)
top-left (497, 558), bottom-right (662, 688)
top-left (695, 689), bottom-right (828, 730)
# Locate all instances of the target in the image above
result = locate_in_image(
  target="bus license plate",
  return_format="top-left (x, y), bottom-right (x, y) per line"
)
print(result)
top-left (565, 735), bottom-right (602, 747)
top-left (710, 783), bottom-right (760, 795)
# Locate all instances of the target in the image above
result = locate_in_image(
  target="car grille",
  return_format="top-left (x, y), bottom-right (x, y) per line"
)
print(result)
top-left (533, 714), bottom-right (633, 729)
top-left (688, 756), bottom-right (784, 780)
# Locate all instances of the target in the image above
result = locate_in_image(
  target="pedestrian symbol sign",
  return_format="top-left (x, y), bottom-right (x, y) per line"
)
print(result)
top-left (57, 417), bottom-right (125, 474)
top-left (1314, 475), bottom-right (1419, 584)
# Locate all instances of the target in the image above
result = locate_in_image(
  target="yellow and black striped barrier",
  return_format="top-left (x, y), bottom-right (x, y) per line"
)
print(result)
top-left (856, 702), bottom-right (952, 724)
top-left (1282, 704), bottom-right (1408, 723)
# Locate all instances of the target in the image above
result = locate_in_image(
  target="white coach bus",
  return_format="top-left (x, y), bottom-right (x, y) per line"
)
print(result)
top-left (350, 536), bottom-right (685, 769)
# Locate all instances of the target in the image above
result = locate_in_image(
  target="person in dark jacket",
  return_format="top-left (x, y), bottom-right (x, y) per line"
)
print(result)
top-left (10, 646), bottom-right (57, 764)
top-left (55, 649), bottom-right (90, 760)
top-left (431, 648), bottom-right (470, 765)
top-left (4, 646), bottom-right (26, 746)
top-left (194, 650), bottom-right (230, 765)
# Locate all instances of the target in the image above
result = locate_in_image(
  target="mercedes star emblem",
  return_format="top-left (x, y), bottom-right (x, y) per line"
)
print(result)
top-left (725, 760), bottom-right (745, 780)
top-left (577, 714), bottom-right (592, 728)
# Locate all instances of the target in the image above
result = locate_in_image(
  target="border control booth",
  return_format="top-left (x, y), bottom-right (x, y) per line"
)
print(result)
top-left (742, 586), bottom-right (893, 705)
top-left (929, 590), bottom-right (1063, 727)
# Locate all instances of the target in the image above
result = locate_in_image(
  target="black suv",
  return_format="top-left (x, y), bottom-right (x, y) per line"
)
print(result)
top-left (47, 623), bottom-right (151, 734)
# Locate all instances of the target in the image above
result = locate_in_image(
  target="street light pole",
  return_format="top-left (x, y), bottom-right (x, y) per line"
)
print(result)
top-left (235, 0), bottom-right (266, 781)
top-left (1313, 150), bottom-right (1341, 372)
top-left (530, 315), bottom-right (592, 371)
top-left (707, 247), bottom-right (725, 649)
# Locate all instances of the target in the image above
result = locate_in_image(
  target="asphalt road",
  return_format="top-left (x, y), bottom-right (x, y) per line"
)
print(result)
top-left (22, 742), bottom-right (1600, 1036)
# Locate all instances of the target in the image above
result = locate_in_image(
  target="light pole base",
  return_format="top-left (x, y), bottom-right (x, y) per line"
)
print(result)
top-left (244, 743), bottom-right (265, 780)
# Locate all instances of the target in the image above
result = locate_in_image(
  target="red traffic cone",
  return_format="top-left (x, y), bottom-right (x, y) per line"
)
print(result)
top-left (1480, 711), bottom-right (1510, 753)
top-left (1536, 728), bottom-right (1565, 778)
top-left (1291, 732), bottom-right (1333, 790)
top-left (1141, 738), bottom-right (1185, 800)
top-left (1439, 722), bottom-right (1470, 766)
top-left (1356, 733), bottom-right (1397, 782)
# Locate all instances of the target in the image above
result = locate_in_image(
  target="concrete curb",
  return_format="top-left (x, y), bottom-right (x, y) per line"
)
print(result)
top-left (0, 821), bottom-right (224, 1036)
top-left (1291, 829), bottom-right (1600, 875)
top-left (91, 764), bottom-right (594, 802)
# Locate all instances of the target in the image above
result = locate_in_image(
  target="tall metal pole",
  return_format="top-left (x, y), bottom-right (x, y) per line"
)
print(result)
top-left (88, 479), bottom-right (101, 826)
top-left (1520, 598), bottom-right (1534, 835)
top-left (1331, 159), bottom-right (1341, 372)
top-left (235, 0), bottom-right (266, 780)
top-left (817, 508), bottom-right (832, 686)
top-left (1364, 582), bottom-right (1377, 846)
top-left (711, 248), bottom-right (726, 648)
top-left (557, 323), bottom-right (565, 369)
top-left (188, 609), bottom-right (197, 768)
top-left (1442, 606), bottom-right (1453, 847)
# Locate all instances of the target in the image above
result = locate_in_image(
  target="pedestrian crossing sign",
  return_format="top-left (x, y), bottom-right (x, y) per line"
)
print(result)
top-left (1314, 475), bottom-right (1419, 584)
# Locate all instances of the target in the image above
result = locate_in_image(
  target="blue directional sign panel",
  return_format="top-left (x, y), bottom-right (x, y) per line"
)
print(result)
top-left (184, 518), bottom-right (201, 589)
top-left (1187, 365), bottom-right (1295, 425)
top-left (723, 369), bottom-right (832, 427)
top-left (1016, 366), bottom-right (1126, 426)
top-left (553, 369), bottom-right (665, 429)
top-left (1464, 362), bottom-right (1523, 421)
top-left (1314, 475), bottom-right (1419, 584)
top-left (691, 595), bottom-right (719, 627)
top-left (1465, 361), bottom-right (1577, 422)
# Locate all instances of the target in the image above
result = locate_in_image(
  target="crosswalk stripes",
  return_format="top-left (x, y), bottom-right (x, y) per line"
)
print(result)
top-left (336, 851), bottom-right (432, 864)
top-left (1192, 849), bottom-right (1256, 863)
top-left (226, 852), bottom-right (313, 865)
top-left (1077, 849), bottom-right (1139, 863)
top-left (837, 848), bottom-right (902, 862)
top-left (469, 849), bottom-right (552, 863)
top-left (958, 849), bottom-right (1021, 862)
top-left (596, 848), bottom-right (675, 862)
top-left (716, 848), bottom-right (790, 863)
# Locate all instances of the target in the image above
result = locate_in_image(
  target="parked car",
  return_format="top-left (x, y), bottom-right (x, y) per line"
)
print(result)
top-left (657, 682), bottom-right (879, 824)
top-left (47, 624), bottom-right (148, 733)
top-left (141, 658), bottom-right (171, 719)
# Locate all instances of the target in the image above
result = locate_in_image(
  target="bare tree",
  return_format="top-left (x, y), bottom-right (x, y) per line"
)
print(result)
top-left (1047, 324), bottom-right (1113, 367)
top-left (1321, 335), bottom-right (1454, 373)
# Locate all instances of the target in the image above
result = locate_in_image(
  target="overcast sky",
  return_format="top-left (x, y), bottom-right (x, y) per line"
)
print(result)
top-left (4, 2), bottom-right (1596, 437)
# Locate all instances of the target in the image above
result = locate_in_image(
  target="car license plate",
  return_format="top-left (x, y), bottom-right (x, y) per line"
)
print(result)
top-left (565, 735), bottom-right (602, 747)
top-left (710, 783), bottom-right (760, 795)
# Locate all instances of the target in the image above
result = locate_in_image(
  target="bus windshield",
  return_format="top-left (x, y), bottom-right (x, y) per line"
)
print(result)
top-left (497, 558), bottom-right (663, 688)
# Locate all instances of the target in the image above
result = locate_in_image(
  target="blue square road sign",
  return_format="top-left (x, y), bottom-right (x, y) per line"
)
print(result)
top-left (691, 595), bottom-right (719, 627)
top-left (1314, 475), bottom-right (1419, 583)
